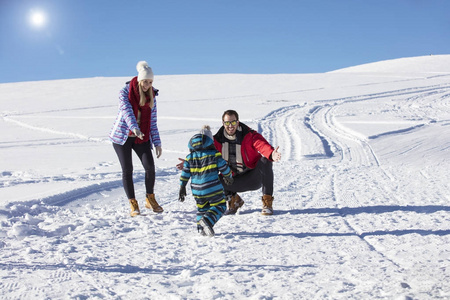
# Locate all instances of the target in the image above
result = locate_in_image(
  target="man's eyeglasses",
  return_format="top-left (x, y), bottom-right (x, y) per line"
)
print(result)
top-left (223, 120), bottom-right (238, 126)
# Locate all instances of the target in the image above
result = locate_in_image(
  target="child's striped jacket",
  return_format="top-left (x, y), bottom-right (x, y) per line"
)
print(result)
top-left (180, 133), bottom-right (232, 207)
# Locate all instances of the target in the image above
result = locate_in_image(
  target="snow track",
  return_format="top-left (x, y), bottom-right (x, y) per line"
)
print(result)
top-left (260, 104), bottom-right (333, 161)
top-left (256, 81), bottom-right (450, 296)
top-left (259, 101), bottom-right (403, 268)
top-left (259, 105), bottom-right (305, 161)
top-left (311, 104), bottom-right (380, 166)
top-left (2, 115), bottom-right (108, 143)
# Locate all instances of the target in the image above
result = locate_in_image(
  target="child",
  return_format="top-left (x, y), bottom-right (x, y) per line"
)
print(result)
top-left (179, 125), bottom-right (234, 236)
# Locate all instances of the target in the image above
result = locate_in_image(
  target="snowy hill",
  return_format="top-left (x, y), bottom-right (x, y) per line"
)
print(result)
top-left (0, 56), bottom-right (449, 299)
top-left (330, 54), bottom-right (450, 73)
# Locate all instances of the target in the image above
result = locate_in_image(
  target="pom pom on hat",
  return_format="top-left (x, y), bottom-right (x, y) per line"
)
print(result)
top-left (136, 61), bottom-right (154, 82)
top-left (200, 125), bottom-right (213, 141)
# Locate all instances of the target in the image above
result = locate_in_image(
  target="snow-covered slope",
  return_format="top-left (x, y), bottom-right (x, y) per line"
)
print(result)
top-left (0, 56), bottom-right (449, 299)
top-left (330, 54), bottom-right (450, 73)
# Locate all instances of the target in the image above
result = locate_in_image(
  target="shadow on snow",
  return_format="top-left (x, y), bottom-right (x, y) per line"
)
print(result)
top-left (0, 262), bottom-right (316, 275)
top-left (282, 205), bottom-right (450, 216)
top-left (234, 205), bottom-right (450, 237)
top-left (231, 229), bottom-right (450, 239)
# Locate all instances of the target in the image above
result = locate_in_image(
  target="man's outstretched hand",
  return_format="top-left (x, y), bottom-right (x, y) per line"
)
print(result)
top-left (271, 146), bottom-right (281, 162)
top-left (176, 158), bottom-right (185, 170)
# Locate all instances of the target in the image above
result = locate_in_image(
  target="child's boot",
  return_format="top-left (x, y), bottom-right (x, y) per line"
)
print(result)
top-left (129, 199), bottom-right (140, 217)
top-left (199, 218), bottom-right (215, 237)
top-left (261, 195), bottom-right (274, 215)
top-left (145, 193), bottom-right (164, 213)
top-left (197, 224), bottom-right (207, 236)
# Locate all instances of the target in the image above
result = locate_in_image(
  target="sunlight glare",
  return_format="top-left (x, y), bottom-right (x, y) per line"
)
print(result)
top-left (30, 10), bottom-right (46, 28)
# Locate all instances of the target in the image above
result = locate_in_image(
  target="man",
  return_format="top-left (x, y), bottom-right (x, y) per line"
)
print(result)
top-left (178, 110), bottom-right (281, 215)
top-left (214, 110), bottom-right (281, 215)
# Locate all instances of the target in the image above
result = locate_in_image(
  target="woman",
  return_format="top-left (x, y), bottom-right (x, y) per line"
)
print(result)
top-left (109, 61), bottom-right (163, 216)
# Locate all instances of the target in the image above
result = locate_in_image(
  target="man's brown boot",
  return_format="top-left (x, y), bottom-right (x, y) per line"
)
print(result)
top-left (129, 199), bottom-right (140, 217)
top-left (261, 195), bottom-right (274, 215)
top-left (145, 194), bottom-right (164, 213)
top-left (224, 194), bottom-right (244, 215)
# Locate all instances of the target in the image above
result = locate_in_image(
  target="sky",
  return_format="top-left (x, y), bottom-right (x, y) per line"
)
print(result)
top-left (1, 0), bottom-right (449, 83)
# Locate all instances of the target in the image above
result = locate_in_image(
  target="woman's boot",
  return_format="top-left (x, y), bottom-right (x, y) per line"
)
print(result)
top-left (145, 194), bottom-right (163, 213)
top-left (129, 199), bottom-right (140, 217)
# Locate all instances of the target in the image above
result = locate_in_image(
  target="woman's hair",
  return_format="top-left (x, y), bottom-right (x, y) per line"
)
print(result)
top-left (138, 81), bottom-right (154, 108)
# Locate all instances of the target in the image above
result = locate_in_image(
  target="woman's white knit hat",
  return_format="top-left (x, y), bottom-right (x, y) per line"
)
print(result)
top-left (136, 61), bottom-right (154, 82)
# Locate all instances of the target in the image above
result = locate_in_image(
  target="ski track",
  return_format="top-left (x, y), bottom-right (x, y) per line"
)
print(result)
top-left (260, 101), bottom-right (404, 275)
top-left (257, 81), bottom-right (450, 292)
top-left (259, 104), bottom-right (305, 161)
top-left (314, 82), bottom-right (450, 105)
top-left (2, 116), bottom-right (108, 144)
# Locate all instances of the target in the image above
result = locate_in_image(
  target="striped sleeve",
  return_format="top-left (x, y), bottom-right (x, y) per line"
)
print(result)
top-left (150, 96), bottom-right (161, 147)
top-left (118, 85), bottom-right (139, 132)
top-left (109, 84), bottom-right (139, 145)
top-left (180, 156), bottom-right (191, 186)
top-left (216, 152), bottom-right (232, 178)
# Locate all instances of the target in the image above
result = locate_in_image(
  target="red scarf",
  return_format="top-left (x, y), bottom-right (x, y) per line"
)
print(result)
top-left (128, 76), bottom-right (153, 144)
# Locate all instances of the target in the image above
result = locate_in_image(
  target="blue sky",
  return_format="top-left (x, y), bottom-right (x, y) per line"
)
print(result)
top-left (1, 0), bottom-right (449, 83)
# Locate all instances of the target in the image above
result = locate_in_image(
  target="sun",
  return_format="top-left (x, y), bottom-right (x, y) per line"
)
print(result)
top-left (30, 10), bottom-right (46, 28)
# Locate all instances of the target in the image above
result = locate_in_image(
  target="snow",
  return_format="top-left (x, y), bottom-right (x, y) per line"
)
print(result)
top-left (1, 55), bottom-right (449, 299)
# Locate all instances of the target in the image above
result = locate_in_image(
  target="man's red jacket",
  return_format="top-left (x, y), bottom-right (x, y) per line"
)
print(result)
top-left (214, 122), bottom-right (274, 170)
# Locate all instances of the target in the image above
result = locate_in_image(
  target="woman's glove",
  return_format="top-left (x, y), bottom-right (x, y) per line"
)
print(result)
top-left (223, 176), bottom-right (234, 186)
top-left (179, 186), bottom-right (187, 202)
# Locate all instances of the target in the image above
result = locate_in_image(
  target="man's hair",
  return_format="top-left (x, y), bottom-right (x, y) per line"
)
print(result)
top-left (222, 110), bottom-right (239, 121)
